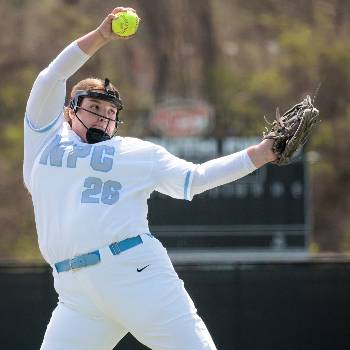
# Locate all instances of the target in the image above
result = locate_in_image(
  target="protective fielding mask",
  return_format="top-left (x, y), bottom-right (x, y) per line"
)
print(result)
top-left (69, 78), bottom-right (123, 144)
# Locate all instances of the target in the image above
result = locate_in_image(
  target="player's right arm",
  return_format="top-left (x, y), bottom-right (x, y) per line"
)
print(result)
top-left (23, 7), bottom-right (135, 190)
top-left (77, 7), bottom-right (135, 55)
top-left (25, 7), bottom-right (133, 129)
top-left (25, 42), bottom-right (90, 130)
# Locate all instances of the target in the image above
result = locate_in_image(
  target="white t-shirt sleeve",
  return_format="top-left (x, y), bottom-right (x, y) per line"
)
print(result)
top-left (152, 145), bottom-right (196, 200)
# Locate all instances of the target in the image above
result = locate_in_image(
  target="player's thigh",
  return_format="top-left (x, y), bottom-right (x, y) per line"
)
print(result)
top-left (132, 287), bottom-right (217, 350)
top-left (117, 240), bottom-right (216, 349)
top-left (40, 303), bottom-right (127, 350)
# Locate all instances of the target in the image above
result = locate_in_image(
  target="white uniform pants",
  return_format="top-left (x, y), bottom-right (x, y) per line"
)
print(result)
top-left (40, 234), bottom-right (217, 350)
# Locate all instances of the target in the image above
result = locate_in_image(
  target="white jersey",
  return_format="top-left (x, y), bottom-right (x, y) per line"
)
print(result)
top-left (23, 41), bottom-right (256, 265)
top-left (24, 118), bottom-right (195, 264)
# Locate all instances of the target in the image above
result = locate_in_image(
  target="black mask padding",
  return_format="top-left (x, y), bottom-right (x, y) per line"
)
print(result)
top-left (70, 89), bottom-right (123, 111)
top-left (86, 128), bottom-right (111, 144)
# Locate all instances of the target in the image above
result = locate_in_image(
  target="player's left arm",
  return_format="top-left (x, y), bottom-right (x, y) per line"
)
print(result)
top-left (152, 138), bottom-right (276, 201)
top-left (246, 138), bottom-right (276, 167)
top-left (190, 139), bottom-right (276, 198)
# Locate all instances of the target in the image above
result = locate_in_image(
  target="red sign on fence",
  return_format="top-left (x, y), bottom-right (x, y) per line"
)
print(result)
top-left (149, 98), bottom-right (214, 137)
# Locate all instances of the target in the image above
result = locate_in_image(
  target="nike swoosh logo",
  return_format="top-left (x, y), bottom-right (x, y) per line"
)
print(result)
top-left (137, 264), bottom-right (150, 272)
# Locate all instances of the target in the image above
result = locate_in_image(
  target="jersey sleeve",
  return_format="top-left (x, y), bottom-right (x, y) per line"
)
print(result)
top-left (189, 149), bottom-right (257, 199)
top-left (23, 114), bottom-right (63, 191)
top-left (25, 41), bottom-right (90, 130)
top-left (152, 145), bottom-right (196, 200)
top-left (23, 41), bottom-right (90, 191)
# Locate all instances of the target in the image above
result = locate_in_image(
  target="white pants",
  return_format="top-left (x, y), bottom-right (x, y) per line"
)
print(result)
top-left (40, 234), bottom-right (217, 350)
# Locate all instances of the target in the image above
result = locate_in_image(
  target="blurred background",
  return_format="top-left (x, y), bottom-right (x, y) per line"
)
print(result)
top-left (1, 0), bottom-right (350, 349)
top-left (1, 0), bottom-right (350, 260)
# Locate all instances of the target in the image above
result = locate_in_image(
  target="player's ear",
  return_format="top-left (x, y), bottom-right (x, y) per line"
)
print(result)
top-left (69, 107), bottom-right (76, 119)
top-left (64, 106), bottom-right (75, 125)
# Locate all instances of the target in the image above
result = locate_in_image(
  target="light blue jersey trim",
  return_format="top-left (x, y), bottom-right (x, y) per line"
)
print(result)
top-left (25, 112), bottom-right (62, 133)
top-left (184, 170), bottom-right (193, 200)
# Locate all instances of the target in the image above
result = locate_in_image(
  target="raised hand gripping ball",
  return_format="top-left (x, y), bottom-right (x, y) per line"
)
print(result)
top-left (112, 10), bottom-right (140, 37)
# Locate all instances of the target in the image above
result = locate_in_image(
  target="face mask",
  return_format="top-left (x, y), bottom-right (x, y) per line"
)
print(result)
top-left (69, 78), bottom-right (123, 144)
top-left (73, 106), bottom-right (115, 144)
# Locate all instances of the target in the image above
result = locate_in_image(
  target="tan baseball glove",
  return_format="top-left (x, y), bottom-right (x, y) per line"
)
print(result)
top-left (263, 96), bottom-right (320, 165)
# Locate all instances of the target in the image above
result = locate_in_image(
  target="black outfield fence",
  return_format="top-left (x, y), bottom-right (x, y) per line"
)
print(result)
top-left (1, 260), bottom-right (349, 350)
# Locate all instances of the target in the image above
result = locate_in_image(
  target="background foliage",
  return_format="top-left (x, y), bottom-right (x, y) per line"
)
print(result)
top-left (1, 0), bottom-right (349, 260)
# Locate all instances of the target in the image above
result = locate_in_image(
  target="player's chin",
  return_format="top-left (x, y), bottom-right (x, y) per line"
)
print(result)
top-left (99, 128), bottom-right (114, 138)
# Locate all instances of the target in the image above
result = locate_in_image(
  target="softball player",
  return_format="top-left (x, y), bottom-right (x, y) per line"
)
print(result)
top-left (24, 7), bottom-right (276, 350)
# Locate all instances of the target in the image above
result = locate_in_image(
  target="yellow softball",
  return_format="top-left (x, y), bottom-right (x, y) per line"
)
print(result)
top-left (112, 10), bottom-right (140, 37)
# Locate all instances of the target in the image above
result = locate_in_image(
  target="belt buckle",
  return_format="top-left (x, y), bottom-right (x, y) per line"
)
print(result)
top-left (69, 256), bottom-right (84, 271)
top-left (110, 242), bottom-right (121, 255)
